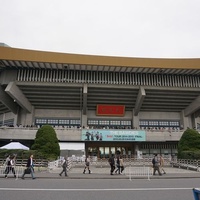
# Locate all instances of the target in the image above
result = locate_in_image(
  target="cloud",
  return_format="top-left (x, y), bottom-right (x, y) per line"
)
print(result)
top-left (0, 0), bottom-right (200, 58)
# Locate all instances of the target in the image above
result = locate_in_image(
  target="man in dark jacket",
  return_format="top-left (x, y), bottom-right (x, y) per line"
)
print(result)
top-left (153, 154), bottom-right (162, 176)
top-left (21, 154), bottom-right (35, 179)
top-left (108, 154), bottom-right (115, 175)
top-left (59, 157), bottom-right (68, 177)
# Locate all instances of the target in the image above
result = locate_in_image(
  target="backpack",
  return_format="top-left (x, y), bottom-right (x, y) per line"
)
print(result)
top-left (152, 157), bottom-right (156, 165)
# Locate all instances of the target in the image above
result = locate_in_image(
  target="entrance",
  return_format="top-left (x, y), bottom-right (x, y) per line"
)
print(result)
top-left (85, 142), bottom-right (134, 159)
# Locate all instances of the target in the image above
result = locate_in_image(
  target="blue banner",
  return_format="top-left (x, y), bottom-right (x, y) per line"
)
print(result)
top-left (81, 129), bottom-right (146, 141)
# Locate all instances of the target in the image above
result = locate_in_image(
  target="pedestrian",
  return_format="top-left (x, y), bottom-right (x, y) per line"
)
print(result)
top-left (160, 154), bottom-right (166, 174)
top-left (10, 155), bottom-right (17, 178)
top-left (108, 154), bottom-right (115, 175)
top-left (5, 155), bottom-right (16, 178)
top-left (59, 157), bottom-right (68, 176)
top-left (152, 154), bottom-right (162, 176)
top-left (21, 154), bottom-right (35, 179)
top-left (4, 154), bottom-right (10, 175)
top-left (83, 155), bottom-right (91, 174)
top-left (119, 156), bottom-right (125, 174)
top-left (4, 155), bottom-right (12, 178)
top-left (114, 155), bottom-right (120, 174)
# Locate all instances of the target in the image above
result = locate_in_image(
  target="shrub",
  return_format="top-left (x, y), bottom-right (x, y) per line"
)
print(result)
top-left (31, 125), bottom-right (60, 160)
top-left (178, 128), bottom-right (200, 159)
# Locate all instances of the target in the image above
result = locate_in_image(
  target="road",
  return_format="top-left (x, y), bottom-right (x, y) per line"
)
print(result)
top-left (0, 178), bottom-right (198, 200)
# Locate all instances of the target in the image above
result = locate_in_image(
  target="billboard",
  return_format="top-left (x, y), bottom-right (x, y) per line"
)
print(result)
top-left (96, 104), bottom-right (125, 116)
top-left (81, 129), bottom-right (146, 142)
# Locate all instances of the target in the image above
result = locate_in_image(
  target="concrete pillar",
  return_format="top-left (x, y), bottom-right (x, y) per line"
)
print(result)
top-left (81, 113), bottom-right (88, 128)
top-left (18, 106), bottom-right (35, 126)
top-left (132, 109), bottom-right (139, 129)
top-left (180, 110), bottom-right (192, 129)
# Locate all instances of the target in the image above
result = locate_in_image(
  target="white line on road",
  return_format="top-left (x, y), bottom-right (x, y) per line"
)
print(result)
top-left (0, 188), bottom-right (192, 191)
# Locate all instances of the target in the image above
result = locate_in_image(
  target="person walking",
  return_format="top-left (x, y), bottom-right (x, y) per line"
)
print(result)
top-left (21, 154), bottom-right (35, 179)
top-left (108, 154), bottom-right (115, 175)
top-left (4, 155), bottom-right (12, 178)
top-left (10, 155), bottom-right (17, 178)
top-left (4, 155), bottom-right (10, 175)
top-left (119, 155), bottom-right (125, 174)
top-left (83, 155), bottom-right (91, 174)
top-left (5, 155), bottom-right (16, 178)
top-left (160, 154), bottom-right (166, 174)
top-left (59, 157), bottom-right (68, 176)
top-left (152, 154), bottom-right (162, 176)
top-left (114, 155), bottom-right (120, 174)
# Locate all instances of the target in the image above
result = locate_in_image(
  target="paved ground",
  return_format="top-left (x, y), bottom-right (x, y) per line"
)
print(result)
top-left (1, 164), bottom-right (200, 180)
top-left (14, 166), bottom-right (200, 180)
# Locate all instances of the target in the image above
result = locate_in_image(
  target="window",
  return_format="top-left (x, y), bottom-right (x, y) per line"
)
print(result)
top-left (99, 120), bottom-right (109, 125)
top-left (149, 121), bottom-right (158, 126)
top-left (159, 121), bottom-right (169, 126)
top-left (121, 121), bottom-right (131, 125)
top-left (36, 119), bottom-right (47, 124)
top-left (70, 119), bottom-right (80, 125)
top-left (48, 119), bottom-right (58, 124)
top-left (169, 121), bottom-right (179, 127)
top-left (110, 121), bottom-right (120, 125)
top-left (59, 119), bottom-right (70, 125)
top-left (35, 118), bottom-right (80, 126)
top-left (88, 120), bottom-right (98, 125)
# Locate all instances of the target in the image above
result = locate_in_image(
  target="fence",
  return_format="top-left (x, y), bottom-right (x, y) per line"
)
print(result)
top-left (48, 157), bottom-right (73, 172)
top-left (125, 166), bottom-right (153, 180)
top-left (0, 165), bottom-right (24, 179)
top-left (171, 159), bottom-right (200, 171)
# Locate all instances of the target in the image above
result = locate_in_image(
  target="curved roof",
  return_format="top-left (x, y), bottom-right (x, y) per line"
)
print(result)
top-left (0, 46), bottom-right (200, 116)
top-left (0, 46), bottom-right (200, 74)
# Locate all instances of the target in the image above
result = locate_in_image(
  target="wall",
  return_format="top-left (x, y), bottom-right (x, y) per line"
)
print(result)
top-left (139, 111), bottom-right (181, 120)
top-left (35, 109), bottom-right (81, 118)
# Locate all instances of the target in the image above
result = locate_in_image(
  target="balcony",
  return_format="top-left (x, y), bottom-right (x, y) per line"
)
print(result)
top-left (0, 126), bottom-right (184, 142)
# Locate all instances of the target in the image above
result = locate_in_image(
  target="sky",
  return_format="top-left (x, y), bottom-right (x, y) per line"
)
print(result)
top-left (0, 0), bottom-right (200, 58)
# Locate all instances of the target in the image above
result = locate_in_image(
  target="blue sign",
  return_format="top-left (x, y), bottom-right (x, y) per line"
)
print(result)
top-left (81, 129), bottom-right (146, 142)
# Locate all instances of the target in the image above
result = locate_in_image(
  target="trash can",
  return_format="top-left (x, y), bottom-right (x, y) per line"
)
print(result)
top-left (193, 188), bottom-right (200, 200)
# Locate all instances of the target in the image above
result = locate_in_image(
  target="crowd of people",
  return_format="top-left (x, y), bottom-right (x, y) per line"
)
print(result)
top-left (3, 153), bottom-right (167, 179)
top-left (0, 124), bottom-right (183, 132)
top-left (3, 154), bottom-right (36, 179)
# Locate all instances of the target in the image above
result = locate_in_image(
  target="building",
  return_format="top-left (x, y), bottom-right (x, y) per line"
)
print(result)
top-left (0, 44), bottom-right (200, 158)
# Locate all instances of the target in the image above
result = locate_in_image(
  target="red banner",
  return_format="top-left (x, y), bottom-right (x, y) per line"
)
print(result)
top-left (96, 105), bottom-right (125, 116)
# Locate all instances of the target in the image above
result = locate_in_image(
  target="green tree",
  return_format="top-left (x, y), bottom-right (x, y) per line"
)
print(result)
top-left (178, 128), bottom-right (200, 159)
top-left (31, 125), bottom-right (60, 159)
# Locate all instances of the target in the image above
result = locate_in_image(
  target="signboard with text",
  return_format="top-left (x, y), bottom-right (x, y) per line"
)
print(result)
top-left (81, 129), bottom-right (146, 142)
top-left (96, 104), bottom-right (125, 116)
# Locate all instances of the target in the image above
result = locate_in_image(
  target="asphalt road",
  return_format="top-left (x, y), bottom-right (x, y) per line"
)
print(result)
top-left (0, 178), bottom-right (199, 200)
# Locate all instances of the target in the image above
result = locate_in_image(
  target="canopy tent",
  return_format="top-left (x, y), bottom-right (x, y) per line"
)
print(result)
top-left (59, 142), bottom-right (85, 157)
top-left (59, 142), bottom-right (85, 150)
top-left (0, 142), bottom-right (29, 150)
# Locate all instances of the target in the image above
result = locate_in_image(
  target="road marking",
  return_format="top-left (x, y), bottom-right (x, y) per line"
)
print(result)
top-left (0, 188), bottom-right (192, 191)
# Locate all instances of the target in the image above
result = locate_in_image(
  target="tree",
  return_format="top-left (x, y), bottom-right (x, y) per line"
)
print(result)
top-left (31, 125), bottom-right (60, 159)
top-left (178, 128), bottom-right (200, 159)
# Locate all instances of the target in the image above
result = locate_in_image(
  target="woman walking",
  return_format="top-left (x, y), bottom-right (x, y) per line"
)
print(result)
top-left (83, 155), bottom-right (91, 174)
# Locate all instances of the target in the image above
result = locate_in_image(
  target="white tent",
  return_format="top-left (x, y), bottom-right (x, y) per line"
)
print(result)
top-left (59, 142), bottom-right (85, 150)
top-left (0, 142), bottom-right (29, 150)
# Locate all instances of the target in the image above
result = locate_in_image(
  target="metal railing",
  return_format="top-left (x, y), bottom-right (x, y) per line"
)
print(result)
top-left (171, 159), bottom-right (200, 171)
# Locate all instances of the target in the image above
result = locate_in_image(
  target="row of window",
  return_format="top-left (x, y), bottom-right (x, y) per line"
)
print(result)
top-left (0, 119), bottom-right (14, 126)
top-left (0, 118), bottom-right (180, 128)
top-left (35, 118), bottom-right (80, 125)
top-left (139, 120), bottom-right (180, 127)
top-left (141, 143), bottom-right (178, 149)
top-left (87, 120), bottom-right (131, 126)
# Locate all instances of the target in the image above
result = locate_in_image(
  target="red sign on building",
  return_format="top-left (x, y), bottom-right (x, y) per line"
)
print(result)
top-left (96, 104), bottom-right (125, 116)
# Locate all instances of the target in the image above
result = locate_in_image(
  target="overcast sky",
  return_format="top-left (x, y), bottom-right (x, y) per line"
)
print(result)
top-left (1, 0), bottom-right (200, 58)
